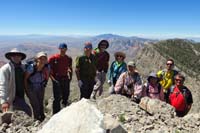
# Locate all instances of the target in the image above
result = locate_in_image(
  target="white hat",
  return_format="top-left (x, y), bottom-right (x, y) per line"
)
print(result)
top-left (127, 61), bottom-right (136, 67)
top-left (35, 51), bottom-right (47, 59)
top-left (5, 48), bottom-right (26, 60)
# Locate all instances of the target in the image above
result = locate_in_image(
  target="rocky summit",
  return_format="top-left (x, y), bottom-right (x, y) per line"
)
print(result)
top-left (1, 95), bottom-right (200, 133)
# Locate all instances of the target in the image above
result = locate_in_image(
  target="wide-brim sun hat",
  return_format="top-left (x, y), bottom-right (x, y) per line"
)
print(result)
top-left (98, 40), bottom-right (109, 49)
top-left (5, 48), bottom-right (26, 60)
top-left (114, 51), bottom-right (126, 59)
top-left (35, 51), bottom-right (47, 59)
top-left (147, 72), bottom-right (159, 82)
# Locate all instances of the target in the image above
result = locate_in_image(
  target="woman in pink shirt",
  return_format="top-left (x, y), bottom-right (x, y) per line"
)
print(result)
top-left (143, 72), bottom-right (164, 101)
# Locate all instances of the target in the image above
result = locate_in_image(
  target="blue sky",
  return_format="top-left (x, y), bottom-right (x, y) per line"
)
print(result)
top-left (0, 0), bottom-right (200, 38)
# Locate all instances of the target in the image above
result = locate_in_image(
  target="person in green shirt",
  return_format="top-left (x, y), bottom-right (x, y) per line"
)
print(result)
top-left (75, 42), bottom-right (97, 99)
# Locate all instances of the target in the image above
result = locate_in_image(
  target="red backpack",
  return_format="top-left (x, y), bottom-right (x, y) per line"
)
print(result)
top-left (169, 86), bottom-right (187, 112)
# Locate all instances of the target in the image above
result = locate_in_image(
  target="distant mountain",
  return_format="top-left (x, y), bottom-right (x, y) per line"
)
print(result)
top-left (94, 34), bottom-right (126, 39)
top-left (0, 34), bottom-right (156, 61)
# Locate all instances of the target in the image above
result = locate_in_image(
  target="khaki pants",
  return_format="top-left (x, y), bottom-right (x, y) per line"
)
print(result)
top-left (92, 71), bottom-right (106, 98)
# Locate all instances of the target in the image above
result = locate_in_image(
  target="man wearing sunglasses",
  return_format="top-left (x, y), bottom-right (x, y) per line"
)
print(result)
top-left (167, 74), bottom-right (193, 117)
top-left (75, 42), bottom-right (97, 99)
top-left (157, 59), bottom-right (178, 101)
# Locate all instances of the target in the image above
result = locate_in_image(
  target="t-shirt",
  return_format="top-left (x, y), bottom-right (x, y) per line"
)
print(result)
top-left (48, 54), bottom-right (72, 79)
top-left (15, 66), bottom-right (25, 98)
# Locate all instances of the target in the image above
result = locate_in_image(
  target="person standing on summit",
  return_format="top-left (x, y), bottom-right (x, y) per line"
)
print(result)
top-left (75, 42), bottom-right (97, 99)
top-left (91, 40), bottom-right (110, 99)
top-left (48, 43), bottom-right (73, 114)
top-left (0, 48), bottom-right (32, 116)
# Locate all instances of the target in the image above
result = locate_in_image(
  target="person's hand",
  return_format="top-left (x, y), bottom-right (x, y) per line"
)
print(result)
top-left (78, 80), bottom-right (83, 88)
top-left (53, 79), bottom-right (59, 84)
top-left (2, 102), bottom-right (9, 112)
top-left (107, 80), bottom-right (111, 86)
top-left (131, 95), bottom-right (140, 103)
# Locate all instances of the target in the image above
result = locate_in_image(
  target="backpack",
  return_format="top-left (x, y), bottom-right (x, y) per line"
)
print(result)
top-left (25, 58), bottom-right (49, 88)
top-left (146, 83), bottom-right (162, 96)
top-left (169, 86), bottom-right (188, 112)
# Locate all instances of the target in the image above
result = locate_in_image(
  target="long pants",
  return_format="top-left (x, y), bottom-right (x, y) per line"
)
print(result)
top-left (52, 79), bottom-right (70, 114)
top-left (108, 77), bottom-right (118, 94)
top-left (28, 87), bottom-right (45, 121)
top-left (80, 79), bottom-right (95, 99)
top-left (13, 96), bottom-right (32, 117)
top-left (92, 71), bottom-right (106, 98)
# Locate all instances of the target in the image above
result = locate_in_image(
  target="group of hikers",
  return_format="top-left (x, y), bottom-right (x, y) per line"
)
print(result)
top-left (0, 40), bottom-right (193, 122)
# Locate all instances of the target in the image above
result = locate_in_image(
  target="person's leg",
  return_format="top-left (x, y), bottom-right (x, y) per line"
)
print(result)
top-left (61, 79), bottom-right (70, 107)
top-left (80, 80), bottom-right (91, 99)
top-left (13, 96), bottom-right (32, 117)
top-left (38, 87), bottom-right (45, 121)
top-left (87, 80), bottom-right (95, 99)
top-left (98, 72), bottom-right (106, 96)
top-left (80, 81), bottom-right (85, 99)
top-left (52, 80), bottom-right (61, 114)
top-left (25, 88), bottom-right (41, 120)
top-left (91, 72), bottom-right (101, 99)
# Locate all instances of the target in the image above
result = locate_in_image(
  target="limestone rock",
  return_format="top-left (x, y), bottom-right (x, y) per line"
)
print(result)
top-left (38, 98), bottom-right (105, 133)
top-left (139, 97), bottom-right (176, 117)
top-left (0, 111), bottom-right (13, 124)
top-left (103, 114), bottom-right (127, 133)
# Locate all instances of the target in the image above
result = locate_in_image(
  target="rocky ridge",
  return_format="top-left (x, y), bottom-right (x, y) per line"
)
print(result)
top-left (1, 95), bottom-right (200, 133)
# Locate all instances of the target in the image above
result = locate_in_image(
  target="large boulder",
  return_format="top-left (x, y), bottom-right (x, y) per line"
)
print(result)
top-left (38, 98), bottom-right (105, 133)
top-left (139, 97), bottom-right (176, 118)
top-left (103, 114), bottom-right (127, 133)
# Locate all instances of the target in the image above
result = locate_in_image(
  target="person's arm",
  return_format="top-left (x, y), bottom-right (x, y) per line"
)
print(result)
top-left (105, 52), bottom-right (110, 73)
top-left (114, 73), bottom-right (125, 94)
top-left (133, 75), bottom-right (143, 98)
top-left (24, 71), bottom-right (31, 96)
top-left (75, 56), bottom-right (81, 81)
top-left (68, 57), bottom-right (73, 81)
top-left (159, 86), bottom-right (165, 101)
top-left (0, 66), bottom-right (10, 112)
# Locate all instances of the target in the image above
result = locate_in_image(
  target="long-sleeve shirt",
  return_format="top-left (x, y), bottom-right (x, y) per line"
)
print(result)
top-left (0, 62), bottom-right (17, 105)
top-left (94, 50), bottom-right (110, 73)
top-left (115, 71), bottom-right (143, 98)
top-left (108, 61), bottom-right (127, 84)
top-left (142, 83), bottom-right (165, 101)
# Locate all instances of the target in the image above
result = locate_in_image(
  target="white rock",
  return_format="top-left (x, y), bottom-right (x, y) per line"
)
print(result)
top-left (38, 98), bottom-right (105, 133)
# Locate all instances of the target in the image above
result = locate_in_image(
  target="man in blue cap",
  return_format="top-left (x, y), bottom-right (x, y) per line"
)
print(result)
top-left (75, 42), bottom-right (97, 99)
top-left (48, 43), bottom-right (73, 114)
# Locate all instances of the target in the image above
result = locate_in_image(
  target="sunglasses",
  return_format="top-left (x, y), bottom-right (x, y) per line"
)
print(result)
top-left (166, 63), bottom-right (173, 66)
top-left (175, 79), bottom-right (183, 82)
top-left (117, 55), bottom-right (123, 58)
